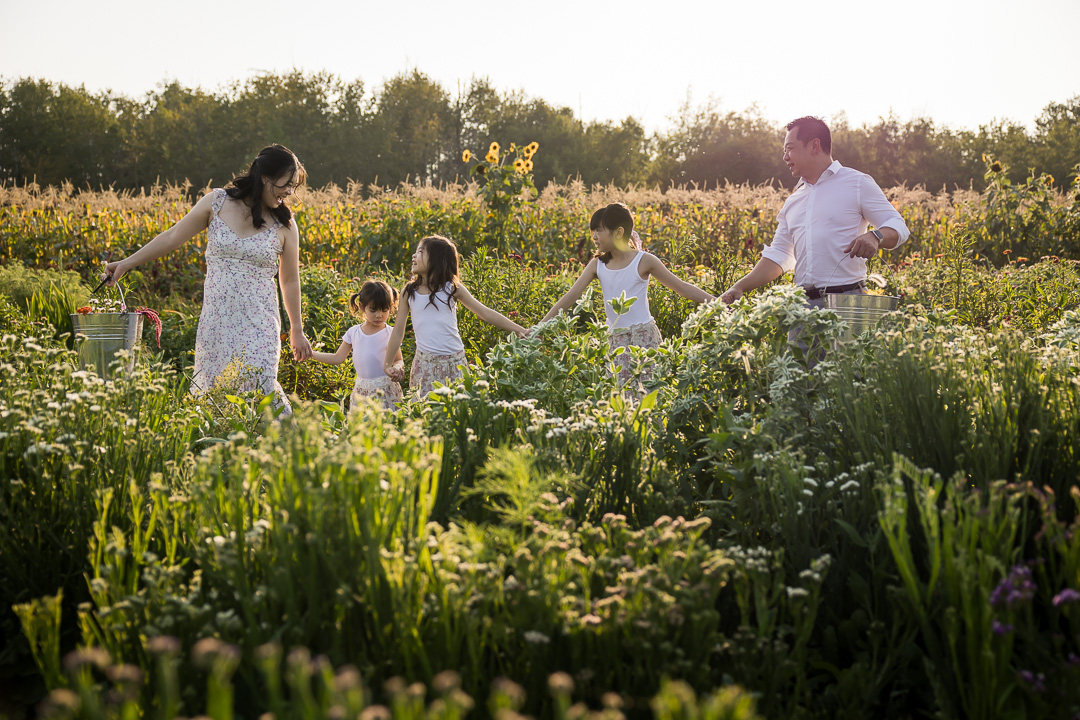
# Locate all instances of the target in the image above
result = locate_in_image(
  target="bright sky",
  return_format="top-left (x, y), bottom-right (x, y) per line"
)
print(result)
top-left (2, 0), bottom-right (1077, 134)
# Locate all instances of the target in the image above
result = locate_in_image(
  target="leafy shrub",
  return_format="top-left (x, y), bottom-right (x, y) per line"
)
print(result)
top-left (64, 406), bottom-right (734, 714)
top-left (0, 261), bottom-right (89, 337)
top-left (0, 331), bottom-right (198, 689)
top-left (819, 313), bottom-right (1080, 505)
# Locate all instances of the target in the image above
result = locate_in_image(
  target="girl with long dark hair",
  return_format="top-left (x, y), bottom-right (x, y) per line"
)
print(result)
top-left (383, 234), bottom-right (527, 396)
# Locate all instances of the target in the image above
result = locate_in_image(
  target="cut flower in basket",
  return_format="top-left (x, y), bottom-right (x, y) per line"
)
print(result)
top-left (865, 273), bottom-right (888, 296)
top-left (85, 296), bottom-right (126, 313)
top-left (74, 299), bottom-right (162, 348)
top-left (82, 274), bottom-right (162, 347)
top-left (135, 307), bottom-right (162, 348)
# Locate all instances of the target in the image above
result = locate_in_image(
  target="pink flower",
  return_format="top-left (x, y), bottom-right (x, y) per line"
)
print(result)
top-left (1053, 588), bottom-right (1080, 607)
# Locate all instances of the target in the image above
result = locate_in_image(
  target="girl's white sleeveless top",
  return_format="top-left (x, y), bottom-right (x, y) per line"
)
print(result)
top-left (596, 251), bottom-right (653, 328)
top-left (343, 324), bottom-right (392, 379)
top-left (410, 283), bottom-right (465, 355)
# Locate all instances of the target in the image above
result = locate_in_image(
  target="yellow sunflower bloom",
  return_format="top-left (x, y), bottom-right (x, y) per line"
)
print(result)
top-left (528, 141), bottom-right (539, 155)
top-left (513, 158), bottom-right (526, 173)
top-left (522, 147), bottom-right (533, 159)
top-left (485, 151), bottom-right (499, 164)
top-left (524, 159), bottom-right (533, 172)
top-left (462, 149), bottom-right (472, 163)
top-left (489, 141), bottom-right (500, 155)
top-left (510, 142), bottom-right (517, 152)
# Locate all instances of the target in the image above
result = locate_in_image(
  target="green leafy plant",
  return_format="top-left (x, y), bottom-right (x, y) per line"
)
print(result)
top-left (464, 140), bottom-right (539, 251)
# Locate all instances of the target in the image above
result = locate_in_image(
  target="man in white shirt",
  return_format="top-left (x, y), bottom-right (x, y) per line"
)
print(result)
top-left (721, 116), bottom-right (910, 306)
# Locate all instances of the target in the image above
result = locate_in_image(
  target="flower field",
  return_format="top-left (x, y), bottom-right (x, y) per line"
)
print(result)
top-left (2, 163), bottom-right (1080, 719)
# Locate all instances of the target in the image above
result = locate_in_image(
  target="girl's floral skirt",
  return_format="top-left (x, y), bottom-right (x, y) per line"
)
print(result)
top-left (350, 375), bottom-right (404, 412)
top-left (608, 319), bottom-right (662, 387)
top-left (410, 349), bottom-right (467, 397)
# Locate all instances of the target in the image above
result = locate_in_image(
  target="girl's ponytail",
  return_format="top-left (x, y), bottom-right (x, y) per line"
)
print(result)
top-left (348, 292), bottom-right (364, 316)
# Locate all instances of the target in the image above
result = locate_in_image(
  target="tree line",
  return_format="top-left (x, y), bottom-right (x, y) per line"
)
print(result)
top-left (1, 70), bottom-right (1078, 194)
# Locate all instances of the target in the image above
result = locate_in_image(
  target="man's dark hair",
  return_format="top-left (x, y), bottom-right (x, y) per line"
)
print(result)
top-left (786, 116), bottom-right (831, 155)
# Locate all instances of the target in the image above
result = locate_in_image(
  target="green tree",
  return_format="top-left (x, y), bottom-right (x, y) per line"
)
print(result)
top-left (127, 81), bottom-right (235, 190)
top-left (649, 98), bottom-right (784, 188)
top-left (366, 70), bottom-right (454, 186)
top-left (485, 93), bottom-right (586, 188)
top-left (0, 78), bottom-right (125, 188)
top-left (1033, 96), bottom-right (1080, 187)
top-left (971, 119), bottom-right (1037, 188)
top-left (230, 70), bottom-right (362, 188)
top-left (577, 117), bottom-right (650, 187)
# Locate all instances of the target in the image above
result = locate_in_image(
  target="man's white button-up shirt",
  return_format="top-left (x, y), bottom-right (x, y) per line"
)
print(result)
top-left (761, 160), bottom-right (911, 288)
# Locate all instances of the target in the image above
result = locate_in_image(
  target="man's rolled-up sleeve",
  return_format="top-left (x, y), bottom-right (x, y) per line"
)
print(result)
top-left (761, 204), bottom-right (796, 272)
top-left (862, 176), bottom-right (910, 247)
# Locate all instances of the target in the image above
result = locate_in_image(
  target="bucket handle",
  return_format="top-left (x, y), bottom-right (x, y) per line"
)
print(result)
top-left (820, 255), bottom-right (854, 296)
top-left (91, 272), bottom-right (129, 311)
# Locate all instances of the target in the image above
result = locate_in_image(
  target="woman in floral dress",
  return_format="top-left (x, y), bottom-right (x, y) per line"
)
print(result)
top-left (103, 145), bottom-right (312, 412)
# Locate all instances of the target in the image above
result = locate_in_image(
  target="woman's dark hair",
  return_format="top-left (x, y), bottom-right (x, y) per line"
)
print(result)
top-left (224, 144), bottom-right (307, 230)
top-left (349, 279), bottom-right (398, 317)
top-left (595, 202), bottom-right (634, 265)
top-left (405, 235), bottom-right (460, 310)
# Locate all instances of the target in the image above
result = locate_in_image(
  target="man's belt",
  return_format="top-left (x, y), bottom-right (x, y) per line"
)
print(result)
top-left (803, 281), bottom-right (865, 301)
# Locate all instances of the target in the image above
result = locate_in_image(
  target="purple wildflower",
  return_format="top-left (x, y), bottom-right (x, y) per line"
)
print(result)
top-left (990, 565), bottom-right (1037, 609)
top-left (992, 620), bottom-right (1014, 635)
top-left (1017, 670), bottom-right (1047, 694)
top-left (1053, 588), bottom-right (1080, 607)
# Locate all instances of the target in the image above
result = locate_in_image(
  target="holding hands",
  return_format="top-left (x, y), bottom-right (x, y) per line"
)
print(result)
top-left (720, 287), bottom-right (743, 305)
top-left (290, 327), bottom-right (313, 361)
top-left (385, 361), bottom-right (405, 383)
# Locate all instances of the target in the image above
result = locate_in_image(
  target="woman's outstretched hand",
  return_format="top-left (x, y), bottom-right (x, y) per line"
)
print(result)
top-left (102, 259), bottom-right (133, 287)
top-left (290, 329), bottom-right (312, 361)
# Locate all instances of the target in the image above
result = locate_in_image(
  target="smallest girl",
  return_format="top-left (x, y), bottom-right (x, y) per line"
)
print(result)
top-left (309, 279), bottom-right (404, 412)
top-left (385, 234), bottom-right (527, 396)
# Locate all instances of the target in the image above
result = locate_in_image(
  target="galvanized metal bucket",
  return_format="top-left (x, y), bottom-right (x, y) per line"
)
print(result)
top-left (70, 312), bottom-right (143, 379)
top-left (70, 278), bottom-right (143, 379)
top-left (826, 293), bottom-right (900, 343)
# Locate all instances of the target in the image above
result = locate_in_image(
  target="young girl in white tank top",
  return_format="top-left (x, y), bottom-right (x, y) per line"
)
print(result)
top-left (384, 234), bottom-right (528, 397)
top-left (538, 203), bottom-right (715, 386)
top-left (308, 279), bottom-right (404, 411)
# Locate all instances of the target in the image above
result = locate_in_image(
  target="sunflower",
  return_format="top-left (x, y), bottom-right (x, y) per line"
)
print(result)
top-left (462, 149), bottom-right (472, 163)
top-left (513, 158), bottom-right (526, 174)
top-left (489, 141), bottom-right (500, 155)
top-left (524, 159), bottom-right (533, 172)
top-left (485, 151), bottom-right (499, 164)
top-left (528, 141), bottom-right (539, 155)
top-left (510, 142), bottom-right (517, 152)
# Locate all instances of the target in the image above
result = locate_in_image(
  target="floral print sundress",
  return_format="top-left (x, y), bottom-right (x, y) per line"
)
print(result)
top-left (191, 189), bottom-right (290, 413)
